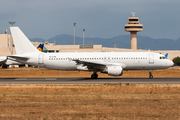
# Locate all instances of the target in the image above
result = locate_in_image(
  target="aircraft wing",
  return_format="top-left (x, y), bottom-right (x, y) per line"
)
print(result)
top-left (73, 59), bottom-right (126, 71)
top-left (73, 59), bottom-right (106, 66)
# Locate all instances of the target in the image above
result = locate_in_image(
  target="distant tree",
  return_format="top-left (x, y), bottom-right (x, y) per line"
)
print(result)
top-left (172, 56), bottom-right (180, 66)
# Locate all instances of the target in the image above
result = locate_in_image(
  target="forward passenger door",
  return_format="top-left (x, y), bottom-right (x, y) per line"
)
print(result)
top-left (149, 54), bottom-right (154, 64)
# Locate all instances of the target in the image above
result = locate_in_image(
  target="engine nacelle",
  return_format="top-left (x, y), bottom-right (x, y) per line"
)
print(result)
top-left (107, 66), bottom-right (123, 76)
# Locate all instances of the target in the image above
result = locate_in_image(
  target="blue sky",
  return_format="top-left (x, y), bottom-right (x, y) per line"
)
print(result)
top-left (0, 0), bottom-right (180, 40)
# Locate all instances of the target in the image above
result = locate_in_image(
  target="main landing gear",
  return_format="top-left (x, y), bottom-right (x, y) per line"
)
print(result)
top-left (91, 72), bottom-right (98, 79)
top-left (149, 70), bottom-right (153, 79)
top-left (2, 64), bottom-right (8, 69)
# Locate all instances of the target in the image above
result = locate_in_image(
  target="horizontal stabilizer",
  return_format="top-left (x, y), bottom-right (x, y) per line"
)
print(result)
top-left (0, 56), bottom-right (7, 64)
top-left (8, 55), bottom-right (29, 63)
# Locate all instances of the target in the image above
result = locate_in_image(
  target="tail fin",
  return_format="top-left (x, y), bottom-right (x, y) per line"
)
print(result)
top-left (165, 53), bottom-right (168, 58)
top-left (10, 27), bottom-right (40, 54)
top-left (37, 44), bottom-right (44, 52)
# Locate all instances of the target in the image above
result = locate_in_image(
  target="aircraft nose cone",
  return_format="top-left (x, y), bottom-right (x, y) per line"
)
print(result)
top-left (169, 60), bottom-right (174, 67)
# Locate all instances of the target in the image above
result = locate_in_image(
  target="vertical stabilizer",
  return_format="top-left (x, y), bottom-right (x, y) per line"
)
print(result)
top-left (10, 27), bottom-right (40, 54)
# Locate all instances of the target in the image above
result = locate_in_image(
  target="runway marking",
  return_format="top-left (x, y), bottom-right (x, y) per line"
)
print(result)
top-left (15, 78), bottom-right (28, 80)
top-left (45, 78), bottom-right (57, 80)
top-left (15, 78), bottom-right (57, 81)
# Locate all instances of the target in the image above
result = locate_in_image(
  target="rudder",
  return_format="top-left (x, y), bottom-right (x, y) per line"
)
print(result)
top-left (10, 27), bottom-right (40, 54)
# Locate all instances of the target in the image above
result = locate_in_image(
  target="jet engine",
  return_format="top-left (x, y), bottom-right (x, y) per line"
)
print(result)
top-left (102, 66), bottom-right (123, 76)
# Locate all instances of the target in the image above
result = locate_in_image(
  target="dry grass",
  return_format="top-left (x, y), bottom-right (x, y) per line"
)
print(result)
top-left (0, 68), bottom-right (180, 119)
top-left (0, 84), bottom-right (180, 119)
top-left (0, 67), bottom-right (180, 78)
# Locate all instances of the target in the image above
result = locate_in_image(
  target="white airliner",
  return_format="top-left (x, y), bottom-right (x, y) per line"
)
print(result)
top-left (8, 27), bottom-right (173, 79)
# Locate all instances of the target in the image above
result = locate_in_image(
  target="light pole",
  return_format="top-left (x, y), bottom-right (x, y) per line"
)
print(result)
top-left (9, 22), bottom-right (16, 26)
top-left (113, 41), bottom-right (116, 48)
top-left (9, 22), bottom-right (16, 55)
top-left (83, 29), bottom-right (85, 45)
top-left (73, 23), bottom-right (76, 45)
top-left (92, 36), bottom-right (94, 45)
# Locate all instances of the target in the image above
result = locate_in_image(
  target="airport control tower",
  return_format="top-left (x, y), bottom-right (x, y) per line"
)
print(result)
top-left (124, 13), bottom-right (143, 50)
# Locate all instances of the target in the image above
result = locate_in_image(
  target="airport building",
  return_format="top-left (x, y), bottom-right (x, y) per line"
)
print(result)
top-left (0, 34), bottom-right (14, 56)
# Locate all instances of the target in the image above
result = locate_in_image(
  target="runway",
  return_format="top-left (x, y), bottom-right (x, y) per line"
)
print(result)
top-left (0, 77), bottom-right (180, 84)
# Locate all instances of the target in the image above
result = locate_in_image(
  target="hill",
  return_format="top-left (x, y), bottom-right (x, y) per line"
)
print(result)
top-left (30, 35), bottom-right (180, 50)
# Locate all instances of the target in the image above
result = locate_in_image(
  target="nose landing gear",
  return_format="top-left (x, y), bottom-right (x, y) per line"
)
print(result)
top-left (149, 70), bottom-right (153, 79)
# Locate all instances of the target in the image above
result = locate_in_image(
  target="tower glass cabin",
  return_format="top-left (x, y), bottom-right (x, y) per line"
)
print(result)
top-left (124, 14), bottom-right (143, 50)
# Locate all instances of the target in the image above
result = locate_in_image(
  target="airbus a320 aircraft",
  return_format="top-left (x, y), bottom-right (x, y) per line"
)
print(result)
top-left (8, 27), bottom-right (173, 79)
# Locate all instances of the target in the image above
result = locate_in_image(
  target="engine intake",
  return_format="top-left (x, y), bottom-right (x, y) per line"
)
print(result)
top-left (102, 66), bottom-right (123, 76)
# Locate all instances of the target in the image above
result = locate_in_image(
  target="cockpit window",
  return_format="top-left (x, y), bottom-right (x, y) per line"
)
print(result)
top-left (160, 56), bottom-right (167, 59)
